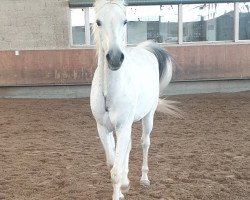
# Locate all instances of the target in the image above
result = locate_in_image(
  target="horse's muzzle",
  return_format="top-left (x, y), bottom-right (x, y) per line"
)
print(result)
top-left (106, 48), bottom-right (124, 71)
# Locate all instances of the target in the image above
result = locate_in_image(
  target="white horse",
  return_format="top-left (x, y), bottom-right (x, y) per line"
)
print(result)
top-left (90, 0), bottom-right (177, 199)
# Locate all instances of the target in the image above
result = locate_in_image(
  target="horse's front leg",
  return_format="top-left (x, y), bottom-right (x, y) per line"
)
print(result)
top-left (97, 123), bottom-right (115, 168)
top-left (111, 125), bottom-right (132, 200)
top-left (120, 139), bottom-right (131, 193)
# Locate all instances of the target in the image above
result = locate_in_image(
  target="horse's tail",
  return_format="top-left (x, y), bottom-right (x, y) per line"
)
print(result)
top-left (139, 41), bottom-right (182, 118)
top-left (157, 98), bottom-right (183, 118)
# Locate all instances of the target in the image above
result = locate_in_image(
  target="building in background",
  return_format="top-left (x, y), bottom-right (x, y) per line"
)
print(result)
top-left (0, 0), bottom-right (249, 89)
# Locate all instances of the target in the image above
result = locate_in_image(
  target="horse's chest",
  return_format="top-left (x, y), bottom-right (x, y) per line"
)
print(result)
top-left (105, 92), bottom-right (134, 111)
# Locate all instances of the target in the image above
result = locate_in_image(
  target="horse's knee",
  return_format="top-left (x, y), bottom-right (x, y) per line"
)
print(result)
top-left (111, 167), bottom-right (122, 184)
top-left (106, 152), bottom-right (115, 166)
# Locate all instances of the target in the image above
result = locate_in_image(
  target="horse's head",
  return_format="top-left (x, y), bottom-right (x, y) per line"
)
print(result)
top-left (94, 0), bottom-right (127, 71)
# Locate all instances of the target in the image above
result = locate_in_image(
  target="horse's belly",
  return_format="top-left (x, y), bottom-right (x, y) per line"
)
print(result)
top-left (134, 83), bottom-right (159, 122)
top-left (127, 50), bottom-right (159, 121)
top-left (134, 95), bottom-right (158, 122)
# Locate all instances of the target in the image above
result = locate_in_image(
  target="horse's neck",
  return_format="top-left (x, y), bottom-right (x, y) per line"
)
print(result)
top-left (98, 51), bottom-right (124, 97)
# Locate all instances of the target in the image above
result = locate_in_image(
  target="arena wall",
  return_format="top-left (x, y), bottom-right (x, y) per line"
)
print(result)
top-left (0, 43), bottom-right (249, 86)
top-left (0, 1), bottom-right (249, 87)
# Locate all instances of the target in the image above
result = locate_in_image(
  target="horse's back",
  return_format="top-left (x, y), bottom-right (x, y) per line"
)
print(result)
top-left (125, 47), bottom-right (160, 121)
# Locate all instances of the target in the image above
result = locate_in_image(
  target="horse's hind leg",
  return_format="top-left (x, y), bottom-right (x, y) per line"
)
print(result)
top-left (97, 123), bottom-right (115, 168)
top-left (140, 111), bottom-right (154, 186)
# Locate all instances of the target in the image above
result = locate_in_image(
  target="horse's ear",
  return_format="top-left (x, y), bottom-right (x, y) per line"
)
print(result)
top-left (95, 0), bottom-right (125, 3)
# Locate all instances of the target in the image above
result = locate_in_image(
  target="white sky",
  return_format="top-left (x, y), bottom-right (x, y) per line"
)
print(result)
top-left (71, 3), bottom-right (250, 26)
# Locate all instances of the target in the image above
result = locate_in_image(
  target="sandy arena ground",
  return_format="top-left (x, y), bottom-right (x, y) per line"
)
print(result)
top-left (0, 92), bottom-right (249, 200)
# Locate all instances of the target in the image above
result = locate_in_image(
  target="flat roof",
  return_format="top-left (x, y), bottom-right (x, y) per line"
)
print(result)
top-left (69, 0), bottom-right (250, 7)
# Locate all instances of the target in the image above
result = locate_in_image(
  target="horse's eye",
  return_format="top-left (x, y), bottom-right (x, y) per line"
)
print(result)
top-left (123, 20), bottom-right (127, 25)
top-left (96, 20), bottom-right (102, 27)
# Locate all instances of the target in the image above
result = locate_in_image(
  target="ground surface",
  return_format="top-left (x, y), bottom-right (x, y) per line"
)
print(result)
top-left (0, 92), bottom-right (249, 200)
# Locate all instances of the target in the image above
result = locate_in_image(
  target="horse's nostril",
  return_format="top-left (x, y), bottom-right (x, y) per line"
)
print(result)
top-left (120, 53), bottom-right (124, 62)
top-left (106, 53), bottom-right (111, 62)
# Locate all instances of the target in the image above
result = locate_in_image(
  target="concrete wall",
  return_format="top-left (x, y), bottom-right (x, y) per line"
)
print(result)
top-left (1, 43), bottom-right (250, 86)
top-left (0, 0), bottom-right (70, 50)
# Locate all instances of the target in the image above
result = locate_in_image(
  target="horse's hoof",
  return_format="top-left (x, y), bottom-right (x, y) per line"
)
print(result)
top-left (113, 193), bottom-right (124, 200)
top-left (140, 179), bottom-right (150, 187)
top-left (119, 192), bottom-right (124, 200)
top-left (121, 183), bottom-right (130, 193)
